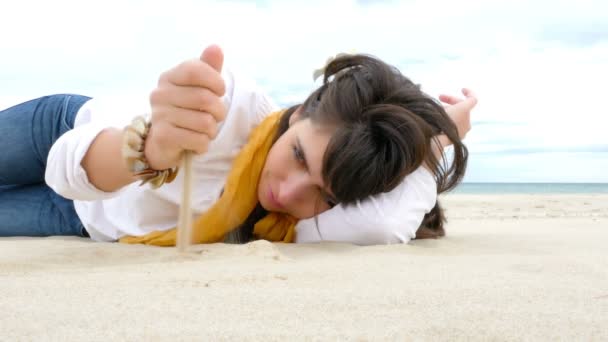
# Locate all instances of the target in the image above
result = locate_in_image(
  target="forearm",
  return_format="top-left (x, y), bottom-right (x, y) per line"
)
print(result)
top-left (432, 134), bottom-right (452, 158)
top-left (422, 134), bottom-right (452, 172)
top-left (81, 128), bottom-right (138, 192)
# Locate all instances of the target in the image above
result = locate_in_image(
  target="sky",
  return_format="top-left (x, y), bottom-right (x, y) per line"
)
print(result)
top-left (1, 0), bottom-right (607, 183)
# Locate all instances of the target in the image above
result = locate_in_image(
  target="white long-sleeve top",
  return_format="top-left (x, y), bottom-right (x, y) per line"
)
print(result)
top-left (45, 69), bottom-right (437, 245)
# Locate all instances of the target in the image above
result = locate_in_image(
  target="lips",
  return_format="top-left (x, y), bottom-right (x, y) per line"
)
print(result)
top-left (268, 185), bottom-right (284, 209)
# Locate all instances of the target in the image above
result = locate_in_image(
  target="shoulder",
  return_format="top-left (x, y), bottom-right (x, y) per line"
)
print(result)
top-left (205, 67), bottom-right (279, 152)
top-left (221, 67), bottom-right (279, 125)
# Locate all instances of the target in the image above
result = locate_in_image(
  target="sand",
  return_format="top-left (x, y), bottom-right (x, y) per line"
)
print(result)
top-left (1, 194), bottom-right (607, 341)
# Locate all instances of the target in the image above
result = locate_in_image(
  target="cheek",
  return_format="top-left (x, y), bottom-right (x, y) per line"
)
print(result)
top-left (269, 142), bottom-right (296, 173)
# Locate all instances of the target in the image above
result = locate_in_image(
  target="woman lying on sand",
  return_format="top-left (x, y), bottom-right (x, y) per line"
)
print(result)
top-left (0, 45), bottom-right (476, 245)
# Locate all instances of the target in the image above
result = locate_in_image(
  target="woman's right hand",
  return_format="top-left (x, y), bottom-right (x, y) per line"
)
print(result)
top-left (144, 45), bottom-right (227, 170)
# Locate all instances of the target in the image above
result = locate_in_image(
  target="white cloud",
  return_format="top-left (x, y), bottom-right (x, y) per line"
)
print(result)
top-left (1, 0), bottom-right (607, 182)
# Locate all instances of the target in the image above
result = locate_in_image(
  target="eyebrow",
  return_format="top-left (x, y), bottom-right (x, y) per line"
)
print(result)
top-left (296, 135), bottom-right (338, 203)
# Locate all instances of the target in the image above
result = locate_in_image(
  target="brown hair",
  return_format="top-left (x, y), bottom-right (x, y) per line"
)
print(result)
top-left (227, 53), bottom-right (467, 243)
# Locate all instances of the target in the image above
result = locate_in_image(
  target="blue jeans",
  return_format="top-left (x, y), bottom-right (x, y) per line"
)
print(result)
top-left (0, 95), bottom-right (91, 237)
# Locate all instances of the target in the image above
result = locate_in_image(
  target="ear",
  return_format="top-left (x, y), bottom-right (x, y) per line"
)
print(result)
top-left (288, 107), bottom-right (302, 126)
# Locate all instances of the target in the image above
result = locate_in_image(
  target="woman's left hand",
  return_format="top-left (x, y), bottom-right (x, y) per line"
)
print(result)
top-left (439, 88), bottom-right (478, 140)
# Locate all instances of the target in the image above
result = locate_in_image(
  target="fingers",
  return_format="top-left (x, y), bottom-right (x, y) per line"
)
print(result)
top-left (151, 122), bottom-right (211, 155)
top-left (173, 126), bottom-right (211, 155)
top-left (439, 94), bottom-right (462, 105)
top-left (462, 88), bottom-right (475, 98)
top-left (145, 45), bottom-right (227, 167)
top-left (162, 59), bottom-right (226, 96)
top-left (149, 83), bottom-right (224, 149)
top-left (163, 108), bottom-right (219, 139)
top-left (150, 84), bottom-right (226, 122)
top-left (440, 88), bottom-right (478, 107)
top-left (462, 88), bottom-right (478, 106)
top-left (451, 97), bottom-right (476, 113)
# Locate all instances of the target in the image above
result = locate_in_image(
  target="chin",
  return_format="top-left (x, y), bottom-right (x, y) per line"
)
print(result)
top-left (257, 193), bottom-right (269, 211)
top-left (259, 200), bottom-right (271, 211)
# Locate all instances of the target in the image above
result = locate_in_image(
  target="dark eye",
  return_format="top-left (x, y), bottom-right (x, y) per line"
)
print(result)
top-left (292, 145), bottom-right (305, 163)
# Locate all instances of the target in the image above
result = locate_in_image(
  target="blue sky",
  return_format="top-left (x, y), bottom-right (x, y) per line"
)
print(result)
top-left (1, 0), bottom-right (607, 182)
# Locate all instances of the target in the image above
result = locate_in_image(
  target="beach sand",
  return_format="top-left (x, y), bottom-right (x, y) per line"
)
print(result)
top-left (1, 194), bottom-right (607, 341)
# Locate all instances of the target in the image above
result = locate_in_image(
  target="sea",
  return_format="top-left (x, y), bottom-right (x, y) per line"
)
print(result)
top-left (451, 183), bottom-right (608, 194)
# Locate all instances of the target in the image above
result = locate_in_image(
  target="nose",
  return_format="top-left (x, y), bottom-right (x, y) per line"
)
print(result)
top-left (277, 172), bottom-right (312, 206)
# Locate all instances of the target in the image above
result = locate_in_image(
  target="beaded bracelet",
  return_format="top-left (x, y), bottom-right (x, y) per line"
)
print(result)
top-left (122, 116), bottom-right (179, 189)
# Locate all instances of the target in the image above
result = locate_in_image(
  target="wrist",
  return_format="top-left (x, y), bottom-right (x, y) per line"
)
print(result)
top-left (82, 128), bottom-right (139, 192)
top-left (122, 116), bottom-right (179, 188)
top-left (436, 134), bottom-right (452, 149)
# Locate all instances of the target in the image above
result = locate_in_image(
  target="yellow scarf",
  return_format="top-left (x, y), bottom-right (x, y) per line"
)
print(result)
top-left (119, 111), bottom-right (298, 246)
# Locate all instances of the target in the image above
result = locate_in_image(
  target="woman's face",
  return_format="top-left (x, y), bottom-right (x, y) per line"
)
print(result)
top-left (257, 113), bottom-right (338, 219)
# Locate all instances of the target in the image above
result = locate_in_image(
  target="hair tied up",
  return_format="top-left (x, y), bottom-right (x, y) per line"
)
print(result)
top-left (312, 52), bottom-right (357, 82)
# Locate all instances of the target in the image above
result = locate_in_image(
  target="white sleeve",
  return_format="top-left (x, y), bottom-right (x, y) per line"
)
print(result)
top-left (254, 90), bottom-right (280, 123)
top-left (45, 122), bottom-right (126, 201)
top-left (294, 166), bottom-right (437, 245)
top-left (44, 96), bottom-right (148, 201)
top-left (220, 67), bottom-right (279, 127)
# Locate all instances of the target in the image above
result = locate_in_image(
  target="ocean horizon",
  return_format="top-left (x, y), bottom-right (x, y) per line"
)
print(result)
top-left (451, 182), bottom-right (608, 194)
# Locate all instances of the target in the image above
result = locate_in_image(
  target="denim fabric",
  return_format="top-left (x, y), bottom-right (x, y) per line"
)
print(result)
top-left (0, 94), bottom-right (91, 237)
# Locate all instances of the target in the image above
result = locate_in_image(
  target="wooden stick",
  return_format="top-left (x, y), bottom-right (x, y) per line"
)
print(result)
top-left (177, 151), bottom-right (193, 252)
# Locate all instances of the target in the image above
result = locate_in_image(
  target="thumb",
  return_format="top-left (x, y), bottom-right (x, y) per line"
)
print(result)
top-left (200, 44), bottom-right (224, 73)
